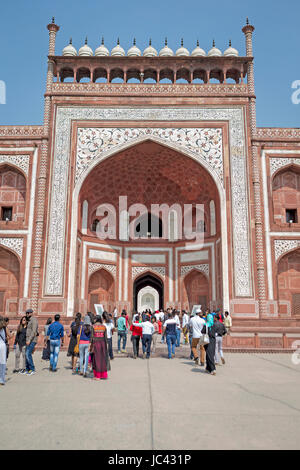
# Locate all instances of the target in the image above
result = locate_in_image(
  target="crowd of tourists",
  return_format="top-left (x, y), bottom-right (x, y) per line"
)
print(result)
top-left (0, 306), bottom-right (232, 385)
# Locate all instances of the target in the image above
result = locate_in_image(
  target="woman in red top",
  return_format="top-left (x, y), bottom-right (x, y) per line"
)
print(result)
top-left (130, 314), bottom-right (142, 359)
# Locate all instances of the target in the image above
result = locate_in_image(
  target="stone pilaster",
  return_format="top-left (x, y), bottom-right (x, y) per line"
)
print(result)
top-left (242, 20), bottom-right (267, 316)
top-left (30, 20), bottom-right (59, 311)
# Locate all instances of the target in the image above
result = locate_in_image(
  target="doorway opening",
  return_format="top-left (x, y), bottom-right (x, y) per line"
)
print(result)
top-left (133, 273), bottom-right (164, 312)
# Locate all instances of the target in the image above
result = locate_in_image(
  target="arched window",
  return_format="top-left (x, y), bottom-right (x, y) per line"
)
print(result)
top-left (91, 219), bottom-right (99, 232)
top-left (134, 213), bottom-right (163, 238)
top-left (272, 166), bottom-right (300, 226)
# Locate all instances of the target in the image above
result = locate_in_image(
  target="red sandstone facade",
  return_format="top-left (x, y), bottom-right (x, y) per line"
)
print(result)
top-left (0, 19), bottom-right (300, 349)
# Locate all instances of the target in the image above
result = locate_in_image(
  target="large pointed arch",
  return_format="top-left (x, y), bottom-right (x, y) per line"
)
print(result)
top-left (0, 245), bottom-right (20, 314)
top-left (67, 137), bottom-right (229, 315)
top-left (277, 247), bottom-right (300, 316)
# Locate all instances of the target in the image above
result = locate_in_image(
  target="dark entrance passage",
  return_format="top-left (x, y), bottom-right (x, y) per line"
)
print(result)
top-left (133, 273), bottom-right (164, 312)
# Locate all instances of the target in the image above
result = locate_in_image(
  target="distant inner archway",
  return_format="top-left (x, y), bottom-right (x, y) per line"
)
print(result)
top-left (133, 273), bottom-right (164, 312)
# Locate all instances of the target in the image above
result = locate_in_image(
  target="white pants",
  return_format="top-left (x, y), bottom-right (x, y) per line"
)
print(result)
top-left (215, 336), bottom-right (224, 363)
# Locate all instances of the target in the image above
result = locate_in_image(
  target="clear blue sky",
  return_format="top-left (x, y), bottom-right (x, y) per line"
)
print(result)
top-left (0, 0), bottom-right (299, 127)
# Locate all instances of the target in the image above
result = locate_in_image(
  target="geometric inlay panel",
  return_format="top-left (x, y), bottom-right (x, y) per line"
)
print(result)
top-left (0, 154), bottom-right (30, 176)
top-left (88, 262), bottom-right (116, 278)
top-left (274, 239), bottom-right (300, 261)
top-left (180, 263), bottom-right (209, 278)
top-left (269, 157), bottom-right (300, 177)
top-left (132, 266), bottom-right (166, 280)
top-left (77, 127), bottom-right (223, 183)
top-left (0, 237), bottom-right (24, 259)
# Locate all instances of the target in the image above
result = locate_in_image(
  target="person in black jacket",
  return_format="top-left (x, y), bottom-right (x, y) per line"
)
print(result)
top-left (13, 316), bottom-right (28, 373)
top-left (201, 320), bottom-right (217, 375)
top-left (214, 313), bottom-right (227, 365)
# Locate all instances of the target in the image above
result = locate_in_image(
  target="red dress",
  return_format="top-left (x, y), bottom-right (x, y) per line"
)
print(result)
top-left (91, 324), bottom-right (110, 379)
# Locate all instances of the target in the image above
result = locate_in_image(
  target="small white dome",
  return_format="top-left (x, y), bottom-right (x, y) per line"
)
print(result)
top-left (159, 39), bottom-right (174, 57)
top-left (95, 38), bottom-right (109, 57)
top-left (78, 38), bottom-right (93, 56)
top-left (176, 39), bottom-right (190, 57)
top-left (207, 40), bottom-right (222, 57)
top-left (111, 39), bottom-right (125, 57)
top-left (62, 38), bottom-right (77, 56)
top-left (224, 40), bottom-right (239, 57)
top-left (143, 39), bottom-right (158, 57)
top-left (191, 40), bottom-right (206, 57)
top-left (127, 39), bottom-right (141, 57)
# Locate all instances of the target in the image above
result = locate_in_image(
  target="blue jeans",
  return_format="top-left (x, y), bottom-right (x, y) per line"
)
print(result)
top-left (166, 334), bottom-right (176, 358)
top-left (176, 328), bottom-right (181, 347)
top-left (142, 334), bottom-right (152, 358)
top-left (118, 331), bottom-right (127, 351)
top-left (79, 343), bottom-right (90, 374)
top-left (107, 337), bottom-right (113, 359)
top-left (0, 363), bottom-right (6, 384)
top-left (50, 339), bottom-right (61, 371)
top-left (25, 342), bottom-right (36, 371)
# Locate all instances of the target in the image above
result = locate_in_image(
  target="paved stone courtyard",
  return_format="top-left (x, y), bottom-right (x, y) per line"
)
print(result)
top-left (1, 347), bottom-right (300, 450)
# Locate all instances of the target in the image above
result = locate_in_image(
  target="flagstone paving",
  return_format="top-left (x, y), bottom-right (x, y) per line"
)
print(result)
top-left (1, 350), bottom-right (300, 450)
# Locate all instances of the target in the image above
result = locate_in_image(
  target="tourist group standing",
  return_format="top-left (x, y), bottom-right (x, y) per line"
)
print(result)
top-left (1, 305), bottom-right (231, 385)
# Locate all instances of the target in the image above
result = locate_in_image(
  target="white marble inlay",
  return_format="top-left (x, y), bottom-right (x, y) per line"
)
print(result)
top-left (46, 107), bottom-right (251, 300)
top-left (89, 249), bottom-right (117, 262)
top-left (180, 250), bottom-right (209, 263)
top-left (0, 237), bottom-right (23, 259)
top-left (131, 253), bottom-right (166, 264)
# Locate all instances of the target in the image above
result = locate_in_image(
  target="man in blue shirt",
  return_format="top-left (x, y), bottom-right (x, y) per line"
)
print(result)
top-left (46, 314), bottom-right (64, 372)
top-left (117, 311), bottom-right (127, 353)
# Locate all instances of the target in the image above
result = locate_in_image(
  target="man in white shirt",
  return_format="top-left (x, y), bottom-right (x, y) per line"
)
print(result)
top-left (173, 310), bottom-right (181, 347)
top-left (154, 310), bottom-right (161, 321)
top-left (189, 308), bottom-right (206, 366)
top-left (113, 307), bottom-right (118, 328)
top-left (132, 318), bottom-right (155, 359)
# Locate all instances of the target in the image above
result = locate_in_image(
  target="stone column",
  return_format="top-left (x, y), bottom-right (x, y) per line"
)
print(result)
top-left (30, 19), bottom-right (59, 311)
top-left (242, 19), bottom-right (267, 316)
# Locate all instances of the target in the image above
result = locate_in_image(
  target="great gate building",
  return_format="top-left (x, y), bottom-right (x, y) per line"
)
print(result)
top-left (0, 19), bottom-right (300, 348)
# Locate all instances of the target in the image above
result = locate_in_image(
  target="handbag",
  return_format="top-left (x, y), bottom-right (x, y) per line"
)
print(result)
top-left (199, 324), bottom-right (210, 346)
top-left (73, 325), bottom-right (82, 355)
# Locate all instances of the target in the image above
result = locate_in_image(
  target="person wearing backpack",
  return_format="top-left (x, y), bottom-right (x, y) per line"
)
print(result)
top-left (67, 312), bottom-right (83, 373)
top-left (214, 313), bottom-right (226, 365)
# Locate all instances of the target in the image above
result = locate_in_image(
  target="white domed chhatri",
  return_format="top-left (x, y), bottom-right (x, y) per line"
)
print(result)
top-left (62, 38), bottom-right (77, 56)
top-left (95, 37), bottom-right (109, 57)
top-left (224, 40), bottom-right (239, 57)
top-left (111, 39), bottom-right (125, 57)
top-left (159, 38), bottom-right (174, 57)
top-left (176, 39), bottom-right (190, 57)
top-left (78, 38), bottom-right (93, 56)
top-left (127, 39), bottom-right (141, 57)
top-left (207, 40), bottom-right (222, 57)
top-left (143, 39), bottom-right (158, 57)
top-left (191, 40), bottom-right (206, 57)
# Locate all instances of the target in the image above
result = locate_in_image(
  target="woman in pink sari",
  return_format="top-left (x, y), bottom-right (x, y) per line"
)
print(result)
top-left (90, 315), bottom-right (110, 380)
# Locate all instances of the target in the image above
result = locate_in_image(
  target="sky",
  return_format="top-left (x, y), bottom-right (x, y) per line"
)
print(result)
top-left (0, 0), bottom-right (299, 127)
